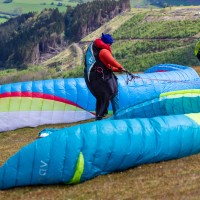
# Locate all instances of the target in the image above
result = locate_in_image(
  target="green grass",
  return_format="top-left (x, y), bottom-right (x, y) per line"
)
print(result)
top-left (1, 116), bottom-right (200, 199)
top-left (1, 7), bottom-right (200, 83)
top-left (0, 0), bottom-right (77, 14)
top-left (11, 7), bottom-right (200, 82)
top-left (130, 0), bottom-right (151, 7)
top-left (0, 0), bottom-right (154, 15)
top-left (0, 65), bottom-right (59, 85)
top-left (0, 18), bottom-right (7, 23)
top-left (163, 0), bottom-right (200, 6)
top-left (113, 11), bottom-right (200, 39)
top-left (112, 40), bottom-right (199, 72)
top-left (109, 8), bottom-right (200, 71)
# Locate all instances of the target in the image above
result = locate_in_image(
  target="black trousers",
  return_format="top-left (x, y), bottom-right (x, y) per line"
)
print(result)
top-left (84, 73), bottom-right (118, 119)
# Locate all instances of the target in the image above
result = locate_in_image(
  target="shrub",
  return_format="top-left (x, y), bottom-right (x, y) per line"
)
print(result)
top-left (3, 0), bottom-right (13, 3)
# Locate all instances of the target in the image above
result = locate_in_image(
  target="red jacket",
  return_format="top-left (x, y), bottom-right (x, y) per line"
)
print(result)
top-left (94, 39), bottom-right (124, 72)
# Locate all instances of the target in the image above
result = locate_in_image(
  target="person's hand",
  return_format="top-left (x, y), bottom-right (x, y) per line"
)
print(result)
top-left (123, 69), bottom-right (140, 79)
top-left (121, 67), bottom-right (125, 71)
top-left (119, 66), bottom-right (125, 72)
top-left (107, 64), bottom-right (111, 69)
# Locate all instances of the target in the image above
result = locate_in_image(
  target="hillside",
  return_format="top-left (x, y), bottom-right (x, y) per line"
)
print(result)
top-left (1, 0), bottom-right (200, 23)
top-left (43, 6), bottom-right (200, 76)
top-left (0, 0), bottom-right (130, 72)
top-left (0, 5), bottom-right (200, 84)
top-left (0, 0), bottom-right (77, 23)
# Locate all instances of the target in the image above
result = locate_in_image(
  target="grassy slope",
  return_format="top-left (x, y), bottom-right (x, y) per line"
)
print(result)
top-left (0, 0), bottom-right (73, 24)
top-left (1, 7), bottom-right (200, 83)
top-left (81, 10), bottom-right (137, 42)
top-left (0, 0), bottom-right (148, 14)
top-left (1, 0), bottom-right (199, 15)
top-left (0, 18), bottom-right (7, 23)
top-left (28, 10), bottom-right (137, 80)
top-left (48, 7), bottom-right (200, 74)
top-left (0, 0), bottom-right (76, 14)
top-left (1, 4), bottom-right (200, 81)
top-left (164, 0), bottom-right (200, 6)
top-left (111, 7), bottom-right (200, 71)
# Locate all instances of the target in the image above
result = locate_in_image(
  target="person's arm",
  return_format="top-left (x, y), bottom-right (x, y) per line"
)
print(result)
top-left (99, 49), bottom-right (124, 72)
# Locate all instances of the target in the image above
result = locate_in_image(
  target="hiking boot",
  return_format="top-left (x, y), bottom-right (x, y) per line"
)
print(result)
top-left (96, 116), bottom-right (103, 120)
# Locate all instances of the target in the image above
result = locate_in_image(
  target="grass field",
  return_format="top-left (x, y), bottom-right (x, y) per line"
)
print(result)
top-left (164, 0), bottom-right (200, 6)
top-left (0, 0), bottom-right (76, 14)
top-left (0, 18), bottom-right (7, 24)
top-left (0, 0), bottom-right (151, 15)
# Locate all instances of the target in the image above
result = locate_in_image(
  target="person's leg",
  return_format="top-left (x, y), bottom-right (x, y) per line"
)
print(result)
top-left (84, 74), bottom-right (102, 119)
top-left (90, 79), bottom-right (110, 120)
top-left (95, 99), bottom-right (102, 120)
top-left (107, 73), bottom-right (119, 114)
top-left (96, 96), bottom-right (108, 120)
top-left (111, 93), bottom-right (119, 114)
top-left (103, 107), bottom-right (108, 117)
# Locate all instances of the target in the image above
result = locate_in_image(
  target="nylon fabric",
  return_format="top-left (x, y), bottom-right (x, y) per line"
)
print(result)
top-left (85, 43), bottom-right (96, 81)
top-left (1, 113), bottom-right (200, 189)
top-left (68, 152), bottom-right (84, 184)
top-left (0, 64), bottom-right (199, 132)
top-left (112, 89), bottom-right (200, 119)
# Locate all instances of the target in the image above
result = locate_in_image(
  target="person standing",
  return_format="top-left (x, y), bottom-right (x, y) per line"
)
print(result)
top-left (194, 40), bottom-right (200, 61)
top-left (84, 33), bottom-right (125, 120)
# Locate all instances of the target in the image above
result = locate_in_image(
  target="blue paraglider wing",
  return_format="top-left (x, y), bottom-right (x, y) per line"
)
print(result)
top-left (0, 63), bottom-right (199, 132)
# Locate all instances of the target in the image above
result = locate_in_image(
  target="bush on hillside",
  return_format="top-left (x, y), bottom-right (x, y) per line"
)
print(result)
top-left (3, 0), bottom-right (13, 3)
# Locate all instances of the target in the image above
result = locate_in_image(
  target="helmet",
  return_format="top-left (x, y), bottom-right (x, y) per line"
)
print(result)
top-left (101, 33), bottom-right (114, 44)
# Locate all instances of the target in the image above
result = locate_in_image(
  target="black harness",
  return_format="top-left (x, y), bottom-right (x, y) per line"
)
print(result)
top-left (84, 43), bottom-right (113, 81)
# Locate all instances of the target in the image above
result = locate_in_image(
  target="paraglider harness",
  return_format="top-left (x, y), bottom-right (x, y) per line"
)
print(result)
top-left (85, 42), bottom-right (114, 82)
top-left (85, 42), bottom-right (139, 84)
